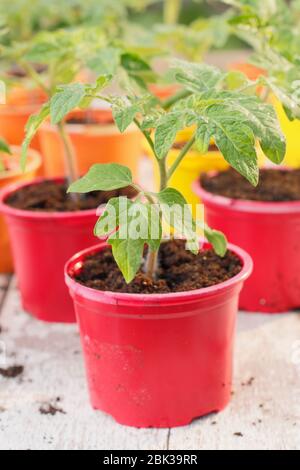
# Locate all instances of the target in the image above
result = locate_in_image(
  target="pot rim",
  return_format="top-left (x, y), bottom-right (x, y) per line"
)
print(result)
top-left (194, 170), bottom-right (300, 214)
top-left (0, 176), bottom-right (99, 220)
top-left (40, 115), bottom-right (138, 137)
top-left (0, 146), bottom-right (41, 181)
top-left (64, 240), bottom-right (253, 306)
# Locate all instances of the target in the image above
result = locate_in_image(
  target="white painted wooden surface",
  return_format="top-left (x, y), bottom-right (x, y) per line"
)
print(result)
top-left (0, 275), bottom-right (299, 450)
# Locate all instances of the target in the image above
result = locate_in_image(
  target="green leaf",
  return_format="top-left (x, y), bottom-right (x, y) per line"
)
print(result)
top-left (50, 83), bottom-right (86, 124)
top-left (154, 112), bottom-right (182, 159)
top-left (108, 237), bottom-right (145, 284)
top-left (0, 138), bottom-right (11, 155)
top-left (204, 224), bottom-right (227, 258)
top-left (112, 98), bottom-right (139, 133)
top-left (94, 196), bottom-right (132, 238)
top-left (68, 164), bottom-right (133, 193)
top-left (171, 59), bottom-right (224, 93)
top-left (121, 52), bottom-right (151, 72)
top-left (157, 187), bottom-right (199, 254)
top-left (226, 93), bottom-right (286, 164)
top-left (25, 41), bottom-right (60, 63)
top-left (224, 70), bottom-right (252, 91)
top-left (21, 103), bottom-right (50, 171)
top-left (87, 47), bottom-right (120, 75)
top-left (213, 119), bottom-right (259, 186)
top-left (194, 123), bottom-right (212, 154)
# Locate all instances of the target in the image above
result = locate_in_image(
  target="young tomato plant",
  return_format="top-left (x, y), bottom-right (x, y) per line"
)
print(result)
top-left (23, 59), bottom-right (286, 283)
top-left (225, 0), bottom-right (300, 120)
top-left (9, 27), bottom-right (157, 186)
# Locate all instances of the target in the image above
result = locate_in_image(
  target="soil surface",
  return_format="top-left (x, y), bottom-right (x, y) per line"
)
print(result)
top-left (201, 168), bottom-right (300, 202)
top-left (173, 142), bottom-right (219, 152)
top-left (7, 63), bottom-right (47, 78)
top-left (5, 180), bottom-right (137, 212)
top-left (75, 239), bottom-right (242, 294)
top-left (66, 115), bottom-right (114, 125)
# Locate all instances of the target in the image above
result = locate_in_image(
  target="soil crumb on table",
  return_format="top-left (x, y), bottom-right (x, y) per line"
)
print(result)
top-left (39, 399), bottom-right (66, 416)
top-left (5, 180), bottom-right (137, 212)
top-left (75, 239), bottom-right (242, 294)
top-left (0, 365), bottom-right (24, 378)
top-left (201, 168), bottom-right (300, 202)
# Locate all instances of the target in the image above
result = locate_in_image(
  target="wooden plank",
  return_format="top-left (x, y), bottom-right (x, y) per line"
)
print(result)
top-left (0, 277), bottom-right (169, 450)
top-left (168, 314), bottom-right (300, 450)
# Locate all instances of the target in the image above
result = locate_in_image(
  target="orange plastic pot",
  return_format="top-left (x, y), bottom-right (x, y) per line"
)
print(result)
top-left (38, 109), bottom-right (143, 180)
top-left (229, 62), bottom-right (266, 81)
top-left (0, 147), bottom-right (42, 273)
top-left (0, 86), bottom-right (46, 151)
top-left (149, 83), bottom-right (180, 100)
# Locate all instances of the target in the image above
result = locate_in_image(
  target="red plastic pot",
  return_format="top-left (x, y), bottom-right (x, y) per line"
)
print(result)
top-left (0, 178), bottom-right (99, 323)
top-left (65, 241), bottom-right (252, 428)
top-left (195, 178), bottom-right (300, 313)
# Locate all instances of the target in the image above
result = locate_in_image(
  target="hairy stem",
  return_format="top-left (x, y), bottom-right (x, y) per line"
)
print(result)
top-left (163, 0), bottom-right (182, 25)
top-left (57, 122), bottom-right (80, 202)
top-left (19, 61), bottom-right (50, 96)
top-left (167, 134), bottom-right (196, 181)
top-left (145, 249), bottom-right (159, 279)
top-left (159, 158), bottom-right (168, 191)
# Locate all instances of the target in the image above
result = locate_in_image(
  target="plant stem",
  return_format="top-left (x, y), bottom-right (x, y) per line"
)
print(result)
top-left (167, 134), bottom-right (196, 181)
top-left (158, 158), bottom-right (168, 191)
top-left (19, 61), bottom-right (50, 96)
top-left (163, 0), bottom-right (182, 25)
top-left (145, 249), bottom-right (159, 279)
top-left (57, 122), bottom-right (80, 202)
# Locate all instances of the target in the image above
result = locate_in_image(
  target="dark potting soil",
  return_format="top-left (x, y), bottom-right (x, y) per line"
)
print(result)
top-left (66, 115), bottom-right (114, 125)
top-left (173, 142), bottom-right (219, 152)
top-left (7, 63), bottom-right (47, 78)
top-left (201, 168), bottom-right (300, 202)
top-left (5, 180), bottom-right (137, 212)
top-left (75, 239), bottom-right (242, 294)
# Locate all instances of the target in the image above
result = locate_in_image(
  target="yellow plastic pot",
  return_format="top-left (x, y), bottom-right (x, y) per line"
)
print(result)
top-left (158, 147), bottom-right (229, 210)
top-left (271, 96), bottom-right (300, 168)
top-left (0, 147), bottom-right (41, 273)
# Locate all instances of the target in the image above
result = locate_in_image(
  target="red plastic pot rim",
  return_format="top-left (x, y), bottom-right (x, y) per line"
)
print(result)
top-left (193, 172), bottom-right (300, 215)
top-left (65, 240), bottom-right (253, 308)
top-left (0, 177), bottom-right (99, 221)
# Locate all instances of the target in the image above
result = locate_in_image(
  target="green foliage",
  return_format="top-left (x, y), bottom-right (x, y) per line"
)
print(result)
top-left (226, 0), bottom-right (300, 122)
top-left (50, 84), bottom-right (86, 124)
top-left (21, 103), bottom-right (50, 171)
top-left (0, 137), bottom-right (11, 155)
top-left (22, 55), bottom-right (286, 283)
top-left (68, 163), bottom-right (133, 192)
